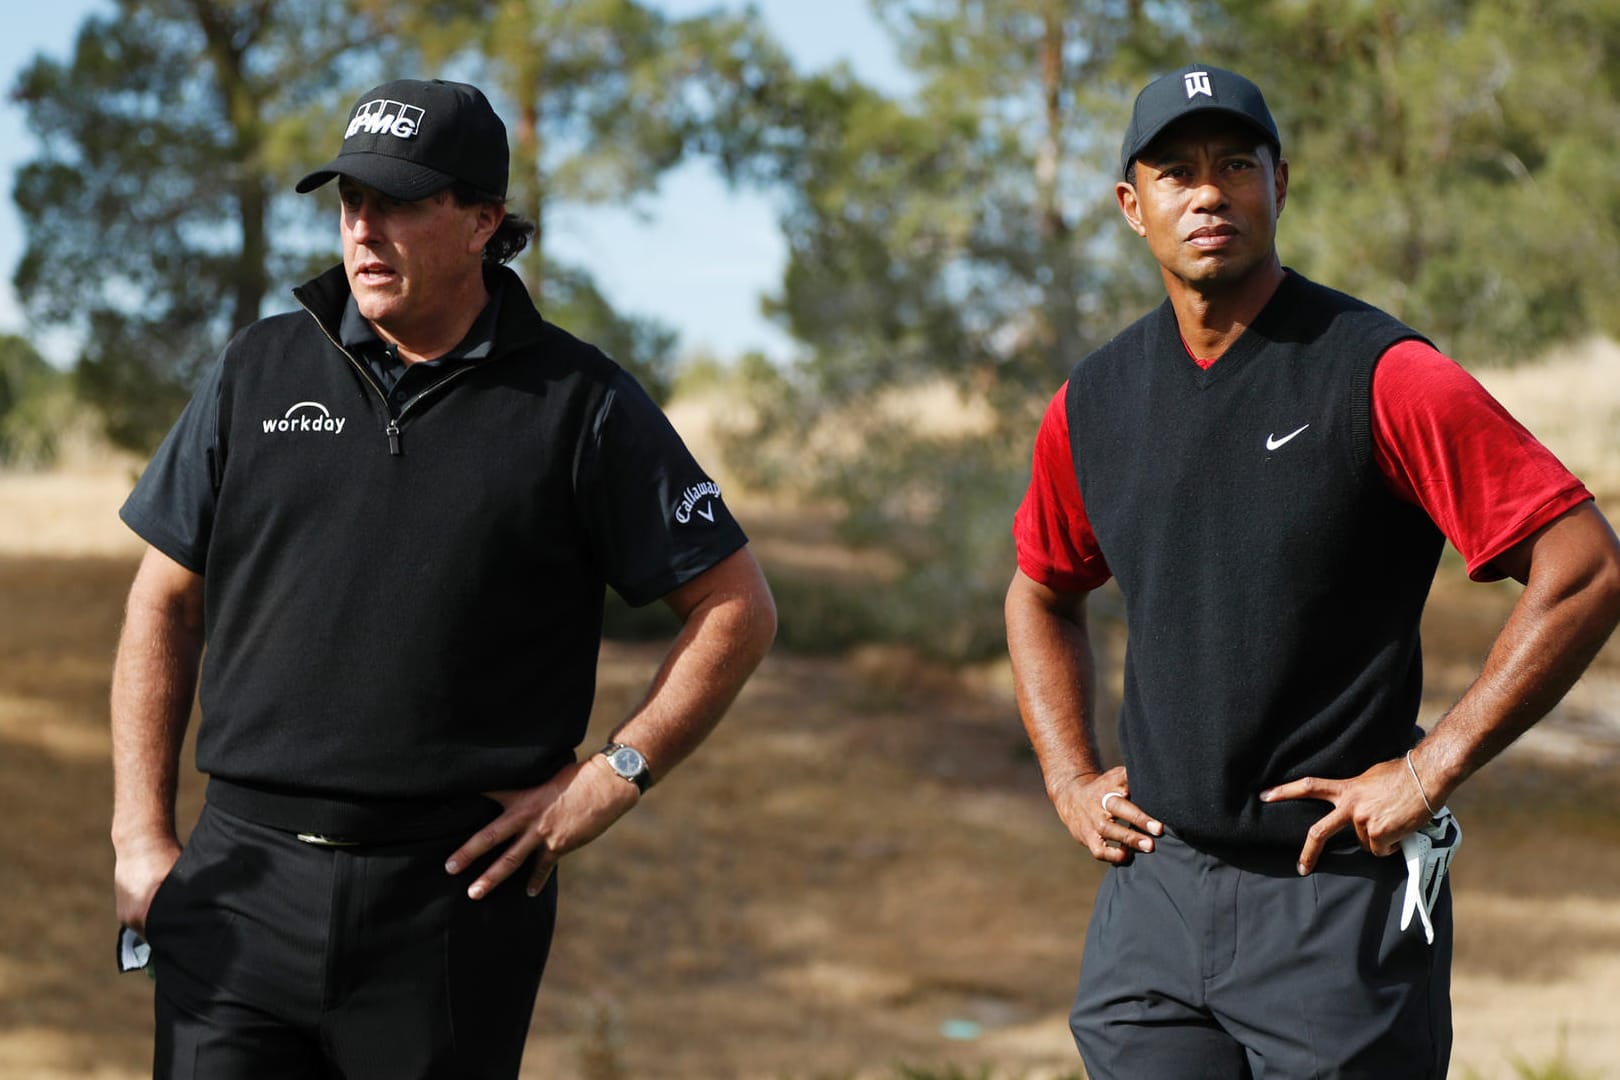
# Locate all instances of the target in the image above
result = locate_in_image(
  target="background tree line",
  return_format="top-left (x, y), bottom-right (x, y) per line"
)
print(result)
top-left (9, 0), bottom-right (1620, 657)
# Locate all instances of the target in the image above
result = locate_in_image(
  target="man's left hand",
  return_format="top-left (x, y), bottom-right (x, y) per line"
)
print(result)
top-left (445, 755), bottom-right (641, 899)
top-left (1259, 757), bottom-right (1433, 875)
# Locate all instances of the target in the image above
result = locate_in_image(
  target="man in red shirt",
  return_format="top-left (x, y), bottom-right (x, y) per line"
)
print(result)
top-left (1007, 64), bottom-right (1620, 1079)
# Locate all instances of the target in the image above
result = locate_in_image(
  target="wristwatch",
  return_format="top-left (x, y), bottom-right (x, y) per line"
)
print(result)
top-left (597, 742), bottom-right (651, 793)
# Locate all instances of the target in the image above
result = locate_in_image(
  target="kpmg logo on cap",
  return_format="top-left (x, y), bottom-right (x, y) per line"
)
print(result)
top-left (1183, 71), bottom-right (1213, 99)
top-left (346, 99), bottom-right (426, 141)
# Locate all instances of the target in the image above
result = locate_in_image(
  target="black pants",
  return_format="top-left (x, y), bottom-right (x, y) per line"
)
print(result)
top-left (145, 803), bottom-right (557, 1079)
top-left (1071, 830), bottom-right (1452, 1080)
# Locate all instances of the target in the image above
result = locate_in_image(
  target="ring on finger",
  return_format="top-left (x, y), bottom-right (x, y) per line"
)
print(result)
top-left (1100, 790), bottom-right (1126, 817)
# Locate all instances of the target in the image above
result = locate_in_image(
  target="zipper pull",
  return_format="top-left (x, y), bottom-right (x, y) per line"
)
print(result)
top-left (385, 419), bottom-right (402, 456)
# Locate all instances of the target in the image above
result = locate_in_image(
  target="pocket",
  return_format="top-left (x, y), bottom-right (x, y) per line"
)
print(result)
top-left (141, 804), bottom-right (223, 948)
top-left (140, 846), bottom-right (188, 945)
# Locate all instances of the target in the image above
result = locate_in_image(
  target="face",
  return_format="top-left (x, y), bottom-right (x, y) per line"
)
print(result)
top-left (339, 179), bottom-right (499, 346)
top-left (1116, 116), bottom-right (1288, 294)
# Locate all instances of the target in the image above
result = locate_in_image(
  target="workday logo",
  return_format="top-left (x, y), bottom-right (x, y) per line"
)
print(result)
top-left (674, 481), bottom-right (722, 525)
top-left (263, 401), bottom-right (348, 435)
top-left (346, 99), bottom-right (426, 141)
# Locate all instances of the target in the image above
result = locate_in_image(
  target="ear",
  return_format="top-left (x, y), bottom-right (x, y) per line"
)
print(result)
top-left (1273, 157), bottom-right (1289, 217)
top-left (1115, 180), bottom-right (1147, 238)
top-left (468, 202), bottom-right (504, 256)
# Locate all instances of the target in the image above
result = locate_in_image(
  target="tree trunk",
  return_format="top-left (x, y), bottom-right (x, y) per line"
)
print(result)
top-left (1037, 6), bottom-right (1078, 364)
top-left (234, 174), bottom-right (269, 334)
top-left (189, 0), bottom-right (268, 330)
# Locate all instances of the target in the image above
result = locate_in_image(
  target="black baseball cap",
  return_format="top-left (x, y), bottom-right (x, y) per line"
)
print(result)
top-left (296, 79), bottom-right (509, 200)
top-left (1120, 65), bottom-right (1280, 178)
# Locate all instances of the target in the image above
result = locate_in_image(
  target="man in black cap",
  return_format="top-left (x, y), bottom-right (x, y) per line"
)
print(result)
top-left (111, 78), bottom-right (777, 1078)
top-left (1006, 64), bottom-right (1620, 1077)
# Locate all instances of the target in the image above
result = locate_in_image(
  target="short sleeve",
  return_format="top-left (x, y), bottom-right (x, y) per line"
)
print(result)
top-left (118, 355), bottom-right (228, 574)
top-left (579, 370), bottom-right (749, 606)
top-left (1012, 383), bottom-right (1111, 592)
top-left (1371, 339), bottom-right (1592, 581)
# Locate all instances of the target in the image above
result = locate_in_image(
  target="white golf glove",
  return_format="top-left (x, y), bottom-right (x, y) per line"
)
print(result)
top-left (1398, 807), bottom-right (1461, 945)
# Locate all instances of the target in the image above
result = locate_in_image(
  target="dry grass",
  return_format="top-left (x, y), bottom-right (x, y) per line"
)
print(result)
top-left (2, 339), bottom-right (1618, 1077)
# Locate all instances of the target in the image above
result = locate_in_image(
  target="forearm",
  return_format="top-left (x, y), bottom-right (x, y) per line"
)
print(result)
top-left (1005, 570), bottom-right (1103, 799)
top-left (1416, 503), bottom-right (1620, 803)
top-left (611, 547), bottom-right (776, 785)
top-left (110, 554), bottom-right (205, 851)
top-left (449, 549), bottom-right (774, 898)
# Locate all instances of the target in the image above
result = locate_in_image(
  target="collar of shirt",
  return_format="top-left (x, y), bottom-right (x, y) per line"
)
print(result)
top-left (339, 288), bottom-right (504, 399)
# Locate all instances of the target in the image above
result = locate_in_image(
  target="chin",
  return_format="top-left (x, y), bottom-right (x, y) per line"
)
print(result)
top-left (1185, 257), bottom-right (1258, 288)
top-left (352, 294), bottom-right (401, 325)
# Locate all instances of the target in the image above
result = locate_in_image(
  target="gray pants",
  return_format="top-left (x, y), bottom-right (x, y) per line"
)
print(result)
top-left (1071, 830), bottom-right (1451, 1079)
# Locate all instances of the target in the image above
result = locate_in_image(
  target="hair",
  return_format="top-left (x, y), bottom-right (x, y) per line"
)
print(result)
top-left (447, 180), bottom-right (536, 266)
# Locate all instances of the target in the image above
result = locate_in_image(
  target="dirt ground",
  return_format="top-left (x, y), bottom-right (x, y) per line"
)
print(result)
top-left (2, 451), bottom-right (1619, 1078)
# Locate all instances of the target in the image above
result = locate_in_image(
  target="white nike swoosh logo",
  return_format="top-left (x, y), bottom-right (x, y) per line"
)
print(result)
top-left (1265, 424), bottom-right (1310, 451)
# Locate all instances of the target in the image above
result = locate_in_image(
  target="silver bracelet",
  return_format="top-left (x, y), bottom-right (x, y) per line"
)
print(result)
top-left (1405, 751), bottom-right (1438, 816)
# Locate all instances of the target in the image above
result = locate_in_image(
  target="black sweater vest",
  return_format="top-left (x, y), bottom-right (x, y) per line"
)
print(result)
top-left (196, 265), bottom-right (616, 809)
top-left (1067, 272), bottom-right (1444, 848)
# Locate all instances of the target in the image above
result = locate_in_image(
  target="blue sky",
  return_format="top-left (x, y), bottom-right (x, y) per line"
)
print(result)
top-left (0, 1), bottom-right (909, 365)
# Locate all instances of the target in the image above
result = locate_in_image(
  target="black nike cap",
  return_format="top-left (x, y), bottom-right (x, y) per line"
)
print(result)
top-left (1120, 65), bottom-right (1280, 179)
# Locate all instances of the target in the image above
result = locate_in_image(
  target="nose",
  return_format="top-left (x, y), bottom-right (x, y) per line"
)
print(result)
top-left (346, 199), bottom-right (381, 243)
top-left (1190, 171), bottom-right (1228, 212)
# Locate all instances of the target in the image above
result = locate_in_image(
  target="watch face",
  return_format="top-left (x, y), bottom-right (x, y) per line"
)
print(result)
top-left (608, 746), bottom-right (645, 777)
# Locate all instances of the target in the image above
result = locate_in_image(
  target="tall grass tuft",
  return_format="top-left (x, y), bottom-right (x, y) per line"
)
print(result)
top-left (576, 997), bottom-right (629, 1080)
top-left (1464, 1026), bottom-right (1604, 1080)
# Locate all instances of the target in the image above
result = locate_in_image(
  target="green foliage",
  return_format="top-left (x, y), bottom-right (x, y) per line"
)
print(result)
top-left (667, 348), bottom-right (735, 398)
top-left (760, 567), bottom-right (907, 656)
top-left (0, 335), bottom-right (74, 467)
top-left (1202, 0), bottom-right (1620, 362)
top-left (723, 0), bottom-right (1620, 660)
top-left (9, 0), bottom-right (395, 452)
top-left (355, 0), bottom-right (798, 401)
top-left (728, 1), bottom-right (1196, 660)
top-left (71, 310), bottom-right (195, 455)
top-left (10, 0), bottom-right (786, 450)
top-left (545, 262), bottom-right (678, 402)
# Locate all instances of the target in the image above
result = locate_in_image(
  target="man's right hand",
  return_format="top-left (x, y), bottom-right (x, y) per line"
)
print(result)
top-left (114, 835), bottom-right (181, 937)
top-left (445, 754), bottom-right (641, 901)
top-left (1052, 766), bottom-right (1162, 864)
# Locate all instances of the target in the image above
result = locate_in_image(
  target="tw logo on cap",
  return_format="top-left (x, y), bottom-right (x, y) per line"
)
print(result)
top-left (346, 99), bottom-right (426, 141)
top-left (1183, 71), bottom-right (1213, 99)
